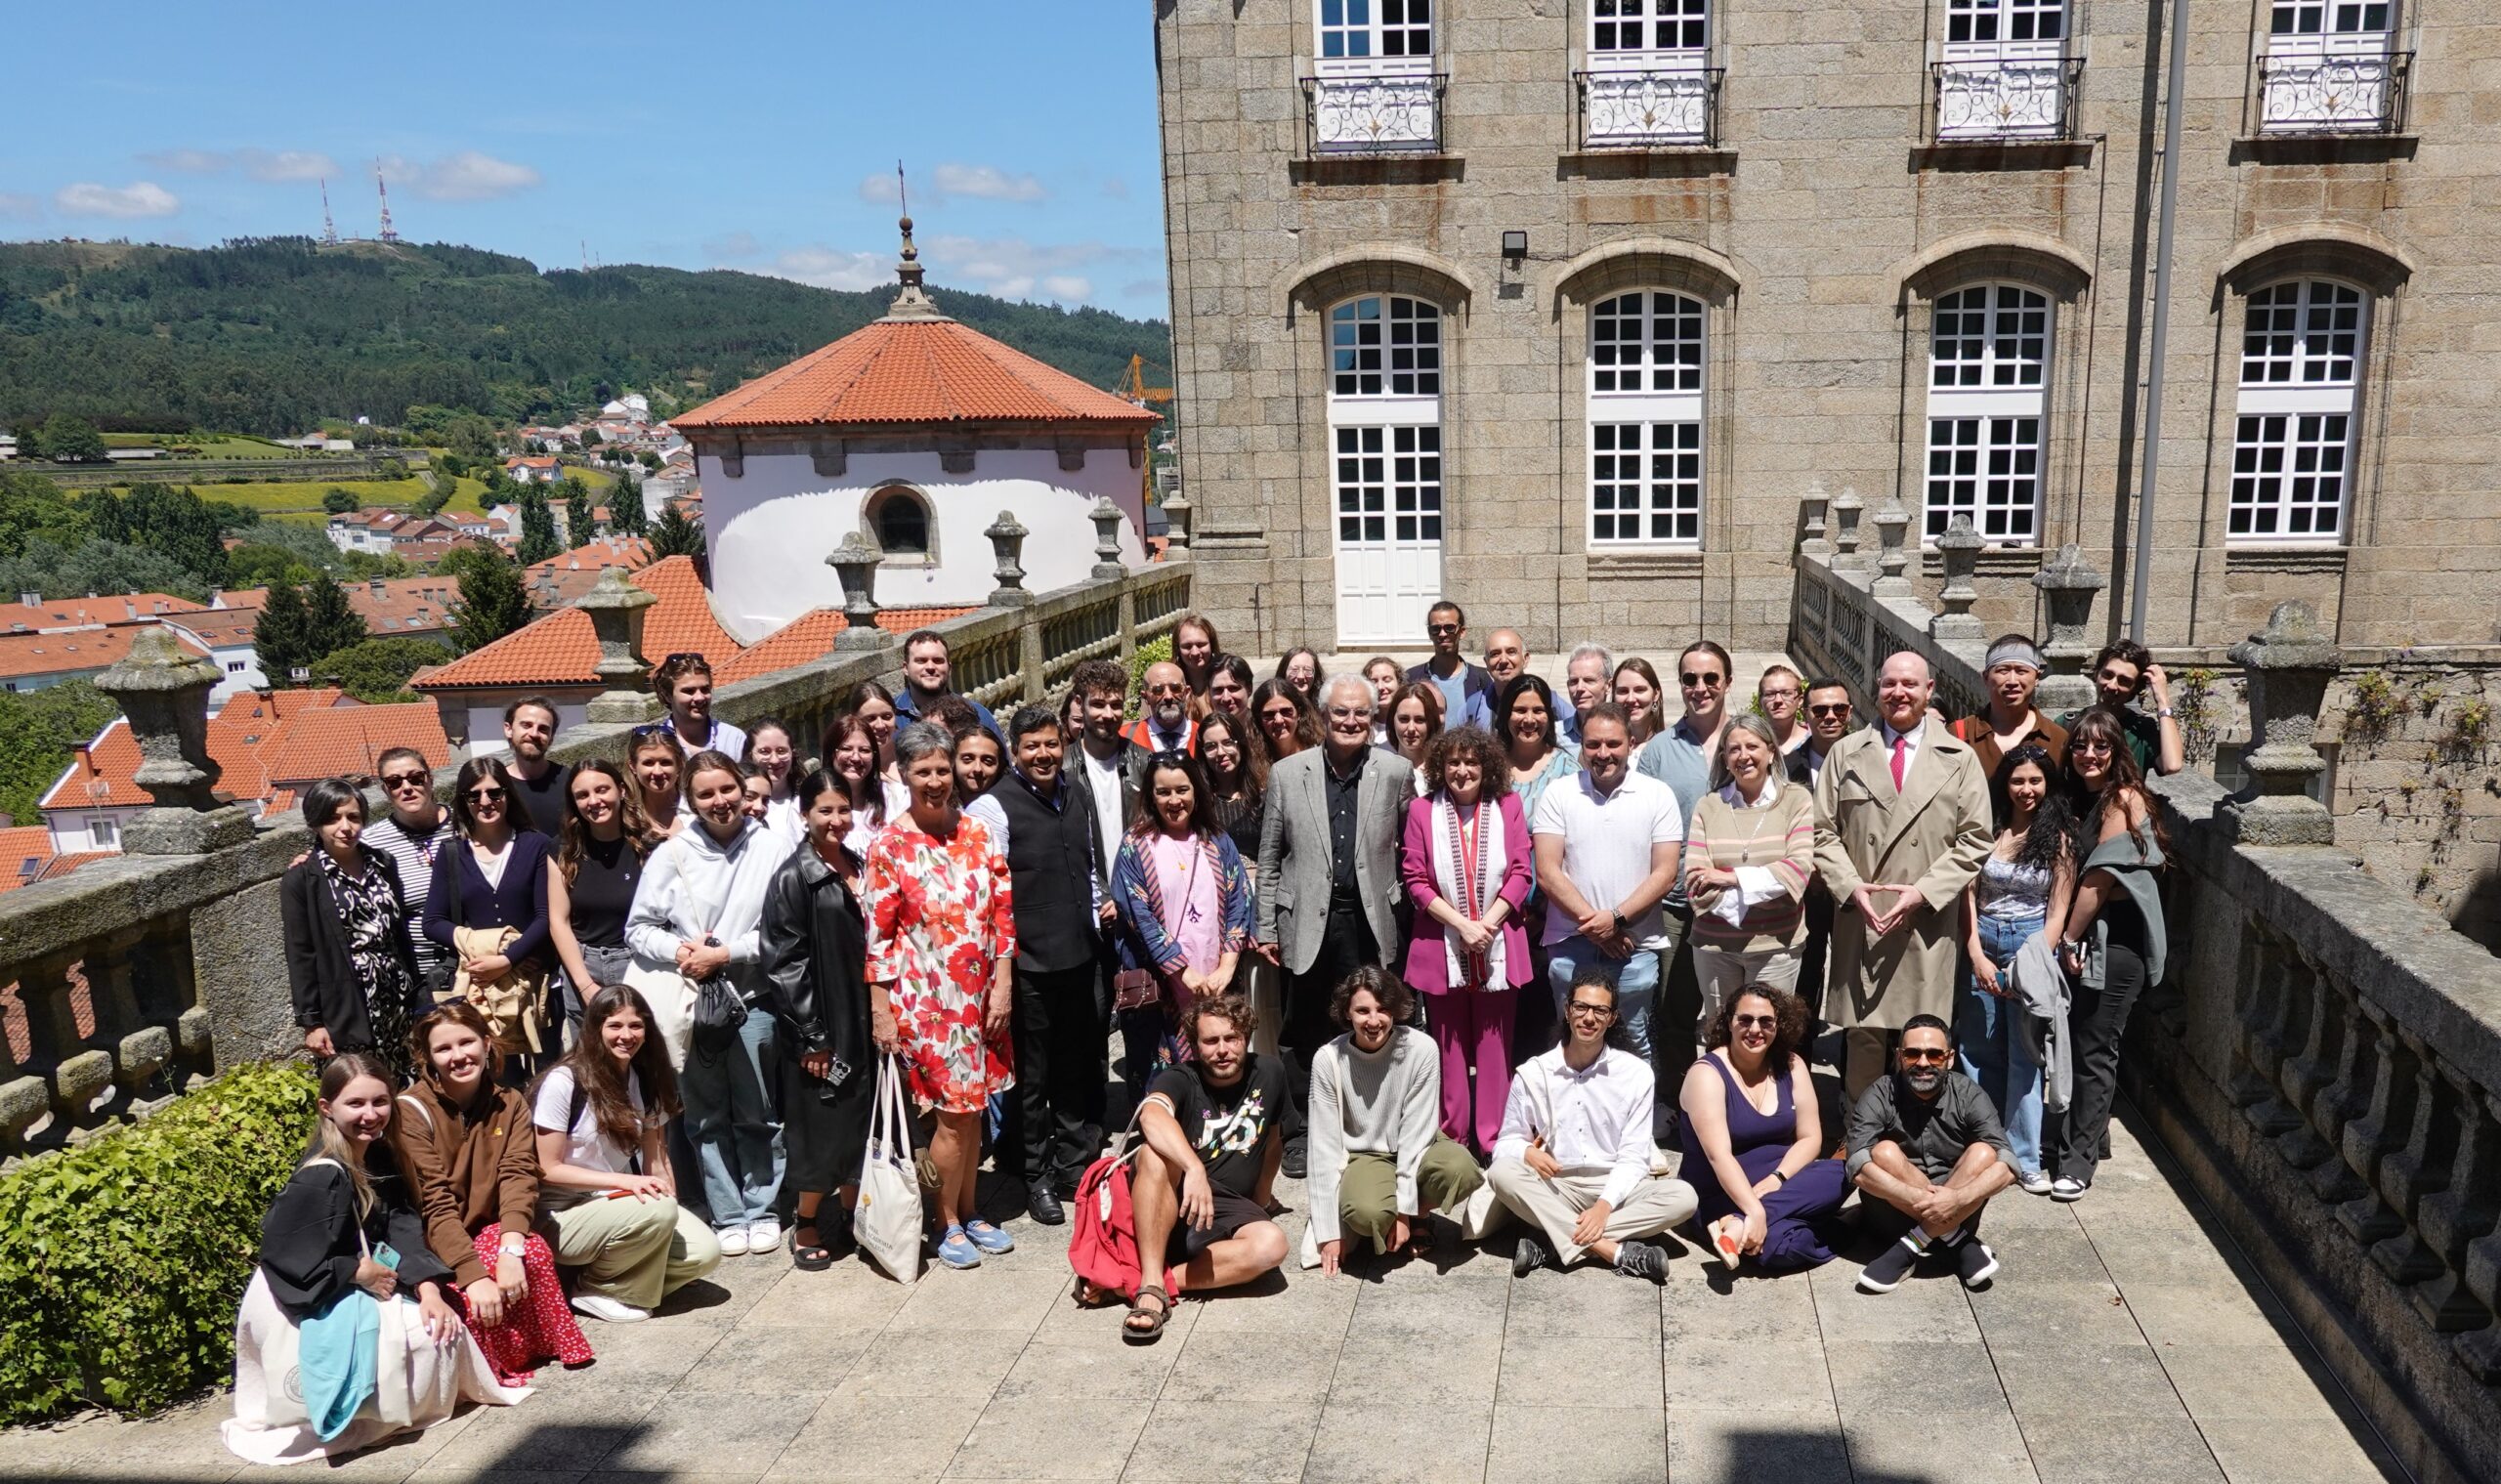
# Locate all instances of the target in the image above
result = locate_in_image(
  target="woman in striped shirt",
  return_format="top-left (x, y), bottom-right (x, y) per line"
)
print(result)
top-left (1680, 713), bottom-right (1814, 1035)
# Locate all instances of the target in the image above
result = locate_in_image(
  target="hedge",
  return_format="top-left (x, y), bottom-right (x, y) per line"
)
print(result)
top-left (0, 1061), bottom-right (318, 1425)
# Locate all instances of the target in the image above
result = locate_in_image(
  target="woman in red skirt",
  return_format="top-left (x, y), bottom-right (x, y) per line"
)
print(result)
top-left (394, 1002), bottom-right (592, 1383)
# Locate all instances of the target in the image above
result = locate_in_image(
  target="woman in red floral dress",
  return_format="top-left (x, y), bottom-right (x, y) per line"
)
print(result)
top-left (865, 721), bottom-right (1017, 1270)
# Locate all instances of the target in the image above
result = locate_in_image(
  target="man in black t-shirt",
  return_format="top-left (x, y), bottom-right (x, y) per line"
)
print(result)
top-left (1127, 995), bottom-right (1293, 1339)
top-left (501, 697), bottom-right (572, 829)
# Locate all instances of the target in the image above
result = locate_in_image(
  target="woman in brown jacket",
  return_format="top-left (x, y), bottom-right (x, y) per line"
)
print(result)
top-left (394, 1002), bottom-right (592, 1384)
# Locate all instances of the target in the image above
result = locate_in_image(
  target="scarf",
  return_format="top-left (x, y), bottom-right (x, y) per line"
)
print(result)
top-left (1429, 792), bottom-right (1506, 991)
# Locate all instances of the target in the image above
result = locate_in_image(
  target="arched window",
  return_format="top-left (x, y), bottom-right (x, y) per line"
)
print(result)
top-left (1328, 293), bottom-right (1444, 644)
top-left (2230, 278), bottom-right (2365, 541)
top-left (867, 485), bottom-right (932, 558)
top-left (1589, 289), bottom-right (1705, 545)
top-left (1925, 282), bottom-right (2050, 544)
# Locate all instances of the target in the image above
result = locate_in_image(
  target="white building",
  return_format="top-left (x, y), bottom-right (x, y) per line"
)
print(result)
top-left (669, 220), bottom-right (1160, 643)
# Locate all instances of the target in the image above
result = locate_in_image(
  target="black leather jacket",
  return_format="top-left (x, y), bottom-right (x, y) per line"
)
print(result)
top-left (758, 843), bottom-right (869, 1081)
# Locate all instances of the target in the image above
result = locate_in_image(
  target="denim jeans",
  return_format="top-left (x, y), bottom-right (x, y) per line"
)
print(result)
top-left (1546, 933), bottom-right (1662, 1066)
top-left (679, 999), bottom-right (786, 1228)
top-left (1957, 910), bottom-right (2045, 1180)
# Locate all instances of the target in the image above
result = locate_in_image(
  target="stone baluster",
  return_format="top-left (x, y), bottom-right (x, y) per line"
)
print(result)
top-left (985, 510), bottom-right (1034, 609)
top-left (2234, 928), bottom-right (2308, 1136)
top-left (2301, 979), bottom-right (2377, 1202)
top-left (2272, 957), bottom-right (2343, 1170)
top-left (1832, 487), bottom-right (1864, 572)
top-left (2452, 1087), bottom-right (2501, 1378)
top-left (0, 1035), bottom-right (47, 1160)
top-left (81, 927), bottom-right (172, 1113)
top-left (2221, 599), bottom-right (2340, 846)
top-left (2029, 544), bottom-right (2106, 719)
top-left (21, 948), bottom-right (111, 1143)
top-left (93, 626), bottom-right (253, 854)
top-left (1929, 514), bottom-right (1983, 644)
top-left (577, 567), bottom-right (661, 725)
top-left (1090, 498), bottom-right (1128, 580)
top-left (1163, 492), bottom-right (1193, 560)
top-left (2400, 1072), bottom-right (2501, 1330)
top-left (1872, 492), bottom-right (1914, 598)
top-left (827, 533), bottom-right (887, 652)
top-left (1800, 479), bottom-right (1831, 560)
top-left (2331, 998), bottom-right (2413, 1241)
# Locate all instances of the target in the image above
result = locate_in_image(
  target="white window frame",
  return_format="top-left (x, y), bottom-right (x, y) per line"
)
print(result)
top-left (1587, 290), bottom-right (1706, 548)
top-left (1584, 2), bottom-right (1714, 145)
top-left (1329, 294), bottom-right (1445, 644)
top-left (1937, 0), bottom-right (2071, 139)
top-left (1313, 0), bottom-right (1438, 148)
top-left (2229, 278), bottom-right (2366, 543)
top-left (2261, 1), bottom-right (2399, 132)
top-left (1924, 282), bottom-right (2051, 546)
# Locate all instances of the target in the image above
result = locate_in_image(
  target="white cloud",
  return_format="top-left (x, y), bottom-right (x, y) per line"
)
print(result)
top-left (56, 181), bottom-right (179, 218)
top-left (860, 161), bottom-right (1047, 207)
top-left (703, 230), bottom-right (760, 261)
top-left (0, 193), bottom-right (40, 222)
top-left (1040, 276), bottom-right (1092, 302)
top-left (378, 151), bottom-right (542, 202)
top-left (1099, 176), bottom-right (1131, 200)
top-left (139, 148), bottom-right (339, 181)
top-left (741, 233), bottom-right (1161, 311)
top-left (764, 246), bottom-right (892, 293)
top-left (139, 148), bottom-right (228, 174)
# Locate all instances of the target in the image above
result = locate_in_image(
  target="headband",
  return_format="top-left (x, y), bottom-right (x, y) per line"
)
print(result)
top-left (1984, 639), bottom-right (2045, 674)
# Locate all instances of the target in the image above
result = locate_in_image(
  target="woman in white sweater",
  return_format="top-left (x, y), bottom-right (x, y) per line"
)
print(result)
top-left (1303, 967), bottom-right (1485, 1274)
top-left (625, 748), bottom-right (794, 1257)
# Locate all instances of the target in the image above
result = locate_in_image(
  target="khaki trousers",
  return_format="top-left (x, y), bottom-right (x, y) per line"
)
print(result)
top-left (543, 1195), bottom-right (723, 1309)
top-left (1692, 944), bottom-right (1802, 1035)
top-left (1336, 1137), bottom-right (1485, 1252)
top-left (1486, 1158), bottom-right (1697, 1267)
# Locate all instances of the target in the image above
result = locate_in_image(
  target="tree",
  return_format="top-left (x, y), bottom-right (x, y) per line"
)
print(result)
top-left (225, 543), bottom-right (318, 589)
top-left (610, 473), bottom-right (647, 536)
top-left (302, 572), bottom-right (368, 659)
top-left (0, 537), bottom-right (212, 603)
top-left (562, 478), bottom-right (593, 546)
top-left (322, 488), bottom-right (359, 515)
top-left (375, 456), bottom-right (409, 481)
top-left (253, 581), bottom-right (315, 681)
top-left (0, 470), bottom-right (93, 558)
top-left (83, 483), bottom-right (230, 586)
top-left (409, 473), bottom-right (451, 517)
top-left (433, 451), bottom-right (467, 481)
top-left (517, 488), bottom-right (560, 564)
top-left (200, 499), bottom-right (261, 533)
top-left (38, 413), bottom-right (106, 463)
top-left (0, 680), bottom-right (120, 827)
top-left (637, 449), bottom-right (660, 471)
top-left (450, 549), bottom-right (530, 654)
top-left (445, 415), bottom-right (501, 463)
top-left (649, 499), bottom-right (704, 561)
top-left (307, 636), bottom-right (445, 702)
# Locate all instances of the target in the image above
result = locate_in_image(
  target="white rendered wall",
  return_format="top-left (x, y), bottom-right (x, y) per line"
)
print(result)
top-left (699, 445), bottom-right (1145, 643)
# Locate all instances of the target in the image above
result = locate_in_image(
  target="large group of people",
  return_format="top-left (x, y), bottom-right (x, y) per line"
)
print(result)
top-left (233, 608), bottom-right (2178, 1461)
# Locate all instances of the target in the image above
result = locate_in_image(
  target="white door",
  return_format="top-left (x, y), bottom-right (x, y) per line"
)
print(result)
top-left (1329, 294), bottom-right (1444, 648)
top-left (1938, 0), bottom-right (2068, 138)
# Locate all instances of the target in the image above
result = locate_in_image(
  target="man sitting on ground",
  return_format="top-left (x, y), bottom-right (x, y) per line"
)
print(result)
top-left (1125, 994), bottom-right (1293, 1341)
top-left (1846, 1013), bottom-right (2015, 1293)
top-left (1305, 967), bottom-right (1485, 1275)
top-left (1488, 964), bottom-right (1695, 1282)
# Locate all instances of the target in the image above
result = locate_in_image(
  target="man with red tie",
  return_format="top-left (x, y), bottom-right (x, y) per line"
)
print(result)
top-left (1811, 652), bottom-right (1993, 1103)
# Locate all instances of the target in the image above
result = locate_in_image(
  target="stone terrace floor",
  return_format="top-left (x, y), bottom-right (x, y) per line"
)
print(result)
top-left (0, 1100), bottom-right (2410, 1484)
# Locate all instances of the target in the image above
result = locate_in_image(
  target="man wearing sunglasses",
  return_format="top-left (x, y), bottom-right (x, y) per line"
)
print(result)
top-left (362, 745), bottom-right (457, 984)
top-left (1845, 1014), bottom-right (2014, 1293)
top-left (1404, 600), bottom-right (1493, 730)
top-left (1785, 678), bottom-right (1853, 791)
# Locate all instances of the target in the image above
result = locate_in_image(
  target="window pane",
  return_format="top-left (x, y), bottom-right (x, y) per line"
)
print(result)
top-left (2231, 408), bottom-right (2348, 538)
top-left (1588, 420), bottom-right (1702, 544)
top-left (1925, 414), bottom-right (2039, 541)
top-left (1590, 289), bottom-right (1705, 396)
top-left (1929, 283), bottom-right (2049, 391)
top-left (2241, 279), bottom-right (2363, 388)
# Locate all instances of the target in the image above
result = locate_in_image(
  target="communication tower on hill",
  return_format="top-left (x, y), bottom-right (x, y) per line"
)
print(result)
top-left (318, 179), bottom-right (339, 246)
top-left (374, 162), bottom-right (400, 243)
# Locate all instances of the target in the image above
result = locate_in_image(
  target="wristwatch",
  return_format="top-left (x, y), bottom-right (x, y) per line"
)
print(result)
top-left (2156, 707), bottom-right (2176, 719)
top-left (1611, 909), bottom-right (1629, 934)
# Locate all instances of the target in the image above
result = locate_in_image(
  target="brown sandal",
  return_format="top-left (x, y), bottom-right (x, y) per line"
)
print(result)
top-left (1122, 1285), bottom-right (1172, 1344)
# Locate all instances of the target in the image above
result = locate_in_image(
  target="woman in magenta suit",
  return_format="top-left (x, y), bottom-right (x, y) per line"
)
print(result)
top-left (1400, 724), bottom-right (1536, 1156)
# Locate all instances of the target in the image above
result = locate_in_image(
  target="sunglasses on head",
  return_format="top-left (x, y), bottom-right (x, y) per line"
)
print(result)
top-left (661, 652), bottom-right (706, 666)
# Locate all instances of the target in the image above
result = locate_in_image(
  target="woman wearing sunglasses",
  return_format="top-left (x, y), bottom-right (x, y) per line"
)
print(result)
top-left (1675, 984), bottom-right (1846, 1273)
top-left (425, 758), bottom-right (556, 1083)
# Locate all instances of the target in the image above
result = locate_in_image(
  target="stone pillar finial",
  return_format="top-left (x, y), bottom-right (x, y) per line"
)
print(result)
top-left (2221, 600), bottom-right (2341, 845)
top-left (578, 567), bottom-right (661, 725)
top-left (984, 510), bottom-right (1033, 609)
top-left (1090, 497), bottom-right (1127, 579)
top-left (1800, 477), bottom-right (1831, 560)
top-left (1162, 492), bottom-right (1194, 560)
top-left (1832, 487), bottom-right (1865, 572)
top-left (93, 626), bottom-right (252, 854)
top-left (827, 532), bottom-right (888, 651)
top-left (1873, 492), bottom-right (1913, 597)
top-left (2030, 543), bottom-right (2107, 717)
top-left (1929, 515), bottom-right (1984, 644)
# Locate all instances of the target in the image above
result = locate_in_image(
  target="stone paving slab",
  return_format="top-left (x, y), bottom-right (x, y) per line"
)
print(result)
top-left (0, 1102), bottom-right (2411, 1484)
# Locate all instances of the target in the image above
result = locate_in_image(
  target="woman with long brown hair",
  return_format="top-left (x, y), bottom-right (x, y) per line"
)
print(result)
top-left (837, 678), bottom-right (903, 781)
top-left (629, 726), bottom-right (688, 839)
top-left (1251, 677), bottom-right (1320, 766)
top-left (822, 711), bottom-right (907, 857)
top-left (1675, 984), bottom-right (1847, 1273)
top-left (548, 758), bottom-right (655, 1018)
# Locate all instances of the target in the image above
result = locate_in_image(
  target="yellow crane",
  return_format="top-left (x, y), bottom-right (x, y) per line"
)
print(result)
top-left (1115, 354), bottom-right (1172, 406)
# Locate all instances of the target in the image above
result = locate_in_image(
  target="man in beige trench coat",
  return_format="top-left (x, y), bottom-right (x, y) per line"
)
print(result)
top-left (1812, 651), bottom-right (1994, 1101)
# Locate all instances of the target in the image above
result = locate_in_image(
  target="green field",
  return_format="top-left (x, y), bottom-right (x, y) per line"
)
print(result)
top-left (101, 432), bottom-right (295, 459)
top-left (169, 477), bottom-right (439, 512)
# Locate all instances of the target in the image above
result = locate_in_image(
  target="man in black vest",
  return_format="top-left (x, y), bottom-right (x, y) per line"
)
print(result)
top-left (965, 702), bottom-right (1111, 1224)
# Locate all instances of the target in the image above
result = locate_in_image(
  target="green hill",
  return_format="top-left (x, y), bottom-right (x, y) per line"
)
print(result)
top-left (0, 237), bottom-right (1171, 436)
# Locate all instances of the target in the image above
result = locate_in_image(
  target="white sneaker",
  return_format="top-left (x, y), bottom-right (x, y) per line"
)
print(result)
top-left (718, 1224), bottom-right (751, 1256)
top-left (570, 1293), bottom-right (649, 1324)
top-left (2018, 1169), bottom-right (2054, 1197)
top-left (2050, 1176), bottom-right (2088, 1203)
top-left (747, 1217), bottom-right (782, 1253)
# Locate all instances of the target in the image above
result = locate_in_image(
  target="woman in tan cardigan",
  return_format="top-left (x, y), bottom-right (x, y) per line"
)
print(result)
top-left (394, 1002), bottom-right (591, 1384)
top-left (1680, 714), bottom-right (1815, 1034)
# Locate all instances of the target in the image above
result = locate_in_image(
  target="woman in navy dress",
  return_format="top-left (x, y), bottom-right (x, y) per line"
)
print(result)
top-left (1675, 983), bottom-right (1848, 1273)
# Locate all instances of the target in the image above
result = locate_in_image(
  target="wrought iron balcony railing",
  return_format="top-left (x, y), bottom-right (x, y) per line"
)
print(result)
top-left (1929, 55), bottom-right (2085, 143)
top-left (2257, 50), bottom-right (2413, 136)
top-left (1573, 67), bottom-right (1726, 149)
top-left (1302, 71), bottom-right (1447, 154)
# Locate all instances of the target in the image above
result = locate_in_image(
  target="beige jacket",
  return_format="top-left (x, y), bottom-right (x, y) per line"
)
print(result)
top-left (1809, 717), bottom-right (1993, 1029)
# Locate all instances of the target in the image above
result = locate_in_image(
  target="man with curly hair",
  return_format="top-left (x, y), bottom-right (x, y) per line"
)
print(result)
top-left (1301, 968), bottom-right (1483, 1275)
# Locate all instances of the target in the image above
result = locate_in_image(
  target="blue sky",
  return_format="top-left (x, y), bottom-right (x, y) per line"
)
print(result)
top-left (0, 1), bottom-right (1171, 319)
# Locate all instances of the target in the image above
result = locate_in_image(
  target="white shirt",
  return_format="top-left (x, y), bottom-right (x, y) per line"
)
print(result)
top-left (1709, 776), bottom-right (1793, 927)
top-left (1078, 743), bottom-right (1126, 879)
top-left (1879, 720), bottom-right (1923, 783)
top-left (531, 1065), bottom-right (649, 1208)
top-left (1529, 768), bottom-right (1684, 949)
top-left (472, 836), bottom-right (515, 891)
top-left (1491, 1044), bottom-right (1659, 1208)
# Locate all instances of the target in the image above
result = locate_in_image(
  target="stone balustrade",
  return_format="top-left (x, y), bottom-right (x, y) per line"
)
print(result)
top-left (0, 558), bottom-right (1188, 1165)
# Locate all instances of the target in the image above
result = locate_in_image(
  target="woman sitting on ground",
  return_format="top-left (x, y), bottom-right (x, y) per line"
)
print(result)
top-left (1674, 983), bottom-right (1848, 1273)
top-left (531, 985), bottom-right (723, 1322)
top-left (394, 1003), bottom-right (592, 1383)
top-left (224, 1055), bottom-right (527, 1465)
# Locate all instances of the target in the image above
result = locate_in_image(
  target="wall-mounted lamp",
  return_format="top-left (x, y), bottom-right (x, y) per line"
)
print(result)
top-left (1501, 230), bottom-right (1528, 260)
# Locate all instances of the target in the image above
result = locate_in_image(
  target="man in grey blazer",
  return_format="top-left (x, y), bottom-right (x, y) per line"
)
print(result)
top-left (1258, 671), bottom-right (1414, 1176)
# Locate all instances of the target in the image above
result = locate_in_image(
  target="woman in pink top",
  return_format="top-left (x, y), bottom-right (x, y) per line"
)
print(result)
top-left (1112, 751), bottom-right (1255, 1074)
top-left (1399, 725), bottom-right (1535, 1155)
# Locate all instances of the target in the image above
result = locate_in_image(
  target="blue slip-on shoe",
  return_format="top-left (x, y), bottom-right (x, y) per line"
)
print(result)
top-left (937, 1225), bottom-right (983, 1269)
top-left (962, 1218), bottom-right (1016, 1254)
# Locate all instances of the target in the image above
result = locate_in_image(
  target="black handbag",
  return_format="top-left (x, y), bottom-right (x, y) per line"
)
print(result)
top-left (688, 934), bottom-right (747, 1057)
top-left (422, 841), bottom-right (464, 1001)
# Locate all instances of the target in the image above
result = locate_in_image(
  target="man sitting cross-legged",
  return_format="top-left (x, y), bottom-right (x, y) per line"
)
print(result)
top-left (1306, 966), bottom-right (1485, 1275)
top-left (1847, 1013), bottom-right (2016, 1293)
top-left (1488, 962), bottom-right (1697, 1283)
top-left (1123, 994), bottom-right (1294, 1342)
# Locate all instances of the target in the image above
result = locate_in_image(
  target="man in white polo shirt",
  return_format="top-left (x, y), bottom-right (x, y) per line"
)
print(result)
top-left (1530, 701), bottom-right (1685, 1073)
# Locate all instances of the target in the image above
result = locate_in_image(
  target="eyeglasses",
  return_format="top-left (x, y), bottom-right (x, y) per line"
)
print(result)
top-left (1808, 703), bottom-right (1851, 717)
top-left (1565, 1001), bottom-right (1614, 1019)
top-left (2073, 739), bottom-right (2115, 755)
top-left (1427, 623), bottom-right (1460, 636)
top-left (1898, 1046), bottom-right (1951, 1065)
top-left (381, 771), bottom-right (431, 790)
top-left (1732, 1014), bottom-right (1777, 1030)
top-left (1759, 690), bottom-right (1801, 702)
top-left (465, 786), bottom-right (507, 803)
top-left (1679, 672), bottom-right (1726, 688)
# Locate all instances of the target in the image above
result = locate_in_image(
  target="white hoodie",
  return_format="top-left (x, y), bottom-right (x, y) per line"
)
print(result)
top-left (625, 814), bottom-right (793, 998)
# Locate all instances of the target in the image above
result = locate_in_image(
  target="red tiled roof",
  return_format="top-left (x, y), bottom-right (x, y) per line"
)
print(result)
top-left (214, 579), bottom-right (463, 641)
top-left (0, 827), bottom-right (56, 896)
top-left (38, 851), bottom-right (115, 882)
top-left (258, 701), bottom-right (448, 785)
top-left (714, 606), bottom-right (976, 686)
top-left (38, 689), bottom-right (440, 819)
top-left (524, 536), bottom-right (656, 608)
top-left (413, 556), bottom-right (735, 692)
top-left (0, 594), bottom-right (201, 631)
top-left (670, 317), bottom-right (1160, 433)
top-left (0, 622), bottom-right (212, 682)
